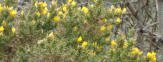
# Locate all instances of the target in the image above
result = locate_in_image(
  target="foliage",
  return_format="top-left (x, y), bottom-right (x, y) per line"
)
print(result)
top-left (0, 0), bottom-right (157, 62)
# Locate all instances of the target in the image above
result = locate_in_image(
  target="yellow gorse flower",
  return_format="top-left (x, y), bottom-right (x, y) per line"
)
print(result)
top-left (21, 10), bottom-right (24, 16)
top-left (123, 43), bottom-right (128, 48)
top-left (90, 52), bottom-right (96, 56)
top-left (12, 27), bottom-right (16, 33)
top-left (82, 6), bottom-right (89, 14)
top-left (108, 25), bottom-right (112, 30)
top-left (105, 37), bottom-right (110, 42)
top-left (4, 6), bottom-right (13, 11)
top-left (36, 12), bottom-right (40, 17)
top-left (116, 18), bottom-right (121, 23)
top-left (58, 11), bottom-right (63, 16)
top-left (0, 26), bottom-right (4, 33)
top-left (104, 18), bottom-right (107, 22)
top-left (68, 0), bottom-right (72, 3)
top-left (71, 1), bottom-right (77, 6)
top-left (53, 16), bottom-right (60, 22)
top-left (111, 40), bottom-right (118, 47)
top-left (97, 46), bottom-right (103, 51)
top-left (35, 1), bottom-right (38, 7)
top-left (62, 6), bottom-right (67, 12)
top-left (115, 8), bottom-right (122, 14)
top-left (2, 20), bottom-right (6, 26)
top-left (122, 8), bottom-right (127, 14)
top-left (47, 12), bottom-right (50, 18)
top-left (109, 5), bottom-right (115, 13)
top-left (92, 41), bottom-right (97, 46)
top-left (131, 48), bottom-right (143, 55)
top-left (10, 10), bottom-right (17, 18)
top-left (0, 3), bottom-right (2, 11)
top-left (147, 52), bottom-right (156, 62)
top-left (41, 8), bottom-right (48, 15)
top-left (48, 32), bottom-right (54, 40)
top-left (37, 2), bottom-right (47, 8)
top-left (82, 41), bottom-right (87, 48)
top-left (77, 36), bottom-right (82, 43)
top-left (100, 26), bottom-right (106, 32)
top-left (52, 1), bottom-right (58, 8)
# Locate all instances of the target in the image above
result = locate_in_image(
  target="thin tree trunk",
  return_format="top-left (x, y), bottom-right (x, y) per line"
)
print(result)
top-left (156, 0), bottom-right (163, 61)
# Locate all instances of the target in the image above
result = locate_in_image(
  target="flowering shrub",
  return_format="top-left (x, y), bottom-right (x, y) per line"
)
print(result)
top-left (0, 0), bottom-right (157, 62)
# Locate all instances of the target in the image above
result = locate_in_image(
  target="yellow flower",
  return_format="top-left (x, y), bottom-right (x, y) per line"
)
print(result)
top-left (104, 19), bottom-right (107, 22)
top-left (0, 26), bottom-right (4, 33)
top-left (12, 27), bottom-right (16, 33)
top-left (92, 42), bottom-right (97, 46)
top-left (40, 2), bottom-right (47, 8)
top-left (122, 8), bottom-right (127, 14)
top-left (62, 6), bottom-right (67, 12)
top-left (82, 41), bottom-right (87, 48)
top-left (147, 53), bottom-right (153, 58)
top-left (116, 18), bottom-right (121, 23)
top-left (73, 26), bottom-right (78, 31)
top-left (115, 8), bottom-right (122, 14)
top-left (123, 43), bottom-right (128, 48)
top-left (0, 4), bottom-right (2, 11)
top-left (68, 0), bottom-right (72, 3)
top-left (35, 1), bottom-right (38, 7)
top-left (10, 10), bottom-right (17, 18)
top-left (111, 40), bottom-right (118, 47)
top-left (109, 5), bottom-right (115, 13)
top-left (97, 46), bottom-right (103, 51)
top-left (53, 16), bottom-right (60, 22)
top-left (147, 52), bottom-right (156, 62)
top-left (107, 25), bottom-right (112, 30)
top-left (36, 12), bottom-right (40, 17)
top-left (21, 10), bottom-right (24, 16)
top-left (131, 48), bottom-right (143, 55)
top-left (4, 6), bottom-right (13, 11)
top-left (152, 57), bottom-right (156, 62)
top-left (48, 32), bottom-right (54, 40)
top-left (90, 52), bottom-right (96, 56)
top-left (2, 20), bottom-right (6, 26)
top-left (47, 12), bottom-right (50, 18)
top-left (71, 1), bottom-right (77, 6)
top-left (105, 37), bottom-right (110, 42)
top-left (82, 6), bottom-right (89, 14)
top-left (77, 36), bottom-right (82, 43)
top-left (78, 7), bottom-right (81, 11)
top-left (100, 26), bottom-right (106, 32)
top-left (147, 52), bottom-right (156, 58)
top-left (58, 11), bottom-right (63, 16)
top-left (52, 1), bottom-right (57, 8)
top-left (32, 20), bottom-right (36, 25)
top-left (56, 7), bottom-right (60, 11)
top-left (41, 8), bottom-right (48, 15)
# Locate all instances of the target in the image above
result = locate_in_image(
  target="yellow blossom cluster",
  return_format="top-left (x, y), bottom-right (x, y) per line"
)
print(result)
top-left (147, 52), bottom-right (156, 62)
top-left (131, 48), bottom-right (143, 55)
top-left (0, 4), bottom-right (17, 18)
top-left (82, 7), bottom-right (89, 14)
top-left (109, 5), bottom-right (127, 14)
top-left (0, 0), bottom-right (158, 62)
top-left (111, 40), bottom-right (118, 47)
top-left (35, 2), bottom-right (48, 15)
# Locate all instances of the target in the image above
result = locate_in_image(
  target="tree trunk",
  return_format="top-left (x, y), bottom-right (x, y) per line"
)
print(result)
top-left (156, 0), bottom-right (163, 61)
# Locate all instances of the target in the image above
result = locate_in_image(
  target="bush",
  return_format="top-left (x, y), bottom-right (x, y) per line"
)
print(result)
top-left (0, 0), bottom-right (156, 62)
